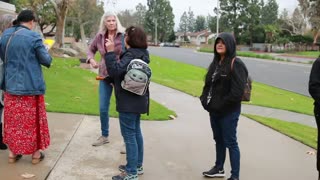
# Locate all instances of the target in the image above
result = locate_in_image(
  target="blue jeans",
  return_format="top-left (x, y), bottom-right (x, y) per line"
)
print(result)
top-left (99, 80), bottom-right (113, 137)
top-left (210, 107), bottom-right (241, 179)
top-left (119, 112), bottom-right (144, 175)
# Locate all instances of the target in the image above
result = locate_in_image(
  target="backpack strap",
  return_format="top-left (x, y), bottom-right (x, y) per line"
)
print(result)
top-left (4, 28), bottom-right (24, 64)
top-left (230, 57), bottom-right (236, 71)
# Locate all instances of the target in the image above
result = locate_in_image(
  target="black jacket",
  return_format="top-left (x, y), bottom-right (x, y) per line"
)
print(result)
top-left (200, 32), bottom-right (248, 114)
top-left (309, 57), bottom-right (320, 109)
top-left (105, 48), bottom-right (150, 114)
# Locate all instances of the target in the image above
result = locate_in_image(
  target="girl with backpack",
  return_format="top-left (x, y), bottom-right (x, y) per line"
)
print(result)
top-left (105, 26), bottom-right (149, 180)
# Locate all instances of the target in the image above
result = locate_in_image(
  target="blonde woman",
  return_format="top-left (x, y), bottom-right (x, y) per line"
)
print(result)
top-left (87, 11), bottom-right (126, 146)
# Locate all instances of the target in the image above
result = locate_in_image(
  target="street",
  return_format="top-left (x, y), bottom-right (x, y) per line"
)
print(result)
top-left (148, 47), bottom-right (312, 96)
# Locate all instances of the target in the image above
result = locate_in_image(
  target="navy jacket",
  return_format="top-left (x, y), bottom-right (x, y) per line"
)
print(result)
top-left (105, 48), bottom-right (150, 114)
top-left (0, 25), bottom-right (52, 95)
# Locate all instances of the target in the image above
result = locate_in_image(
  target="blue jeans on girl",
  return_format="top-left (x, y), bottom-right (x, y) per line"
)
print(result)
top-left (209, 106), bottom-right (241, 179)
top-left (119, 112), bottom-right (144, 175)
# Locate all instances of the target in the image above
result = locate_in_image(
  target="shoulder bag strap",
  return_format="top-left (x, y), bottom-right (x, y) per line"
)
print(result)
top-left (230, 57), bottom-right (236, 71)
top-left (4, 28), bottom-right (23, 64)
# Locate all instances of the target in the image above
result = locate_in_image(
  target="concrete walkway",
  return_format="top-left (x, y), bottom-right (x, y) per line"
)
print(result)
top-left (242, 104), bottom-right (316, 128)
top-left (1, 82), bottom-right (317, 180)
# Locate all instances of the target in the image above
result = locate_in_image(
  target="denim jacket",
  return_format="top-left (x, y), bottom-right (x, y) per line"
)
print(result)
top-left (0, 25), bottom-right (52, 95)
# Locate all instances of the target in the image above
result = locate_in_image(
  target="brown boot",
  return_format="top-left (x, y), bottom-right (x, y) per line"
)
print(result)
top-left (0, 123), bottom-right (7, 150)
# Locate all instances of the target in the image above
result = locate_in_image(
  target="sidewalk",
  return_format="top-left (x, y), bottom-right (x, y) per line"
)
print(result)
top-left (0, 82), bottom-right (317, 180)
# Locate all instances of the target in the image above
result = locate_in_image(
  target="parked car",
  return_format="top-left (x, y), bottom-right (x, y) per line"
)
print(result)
top-left (159, 42), bottom-right (180, 47)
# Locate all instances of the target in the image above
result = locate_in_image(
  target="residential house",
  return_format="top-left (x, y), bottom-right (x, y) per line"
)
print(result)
top-left (176, 30), bottom-right (216, 45)
top-left (0, 0), bottom-right (16, 16)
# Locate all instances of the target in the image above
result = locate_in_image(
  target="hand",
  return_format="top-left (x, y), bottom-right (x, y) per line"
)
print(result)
top-left (105, 39), bottom-right (115, 52)
top-left (44, 44), bottom-right (50, 51)
top-left (89, 59), bottom-right (99, 69)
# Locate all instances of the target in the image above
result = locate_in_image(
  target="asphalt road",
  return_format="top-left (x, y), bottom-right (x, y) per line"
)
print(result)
top-left (148, 46), bottom-right (312, 96)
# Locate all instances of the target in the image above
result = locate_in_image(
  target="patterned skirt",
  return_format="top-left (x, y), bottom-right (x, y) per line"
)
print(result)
top-left (3, 93), bottom-right (50, 155)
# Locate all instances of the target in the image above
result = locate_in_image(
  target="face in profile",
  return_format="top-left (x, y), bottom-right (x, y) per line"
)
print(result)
top-left (105, 16), bottom-right (117, 31)
top-left (215, 39), bottom-right (226, 55)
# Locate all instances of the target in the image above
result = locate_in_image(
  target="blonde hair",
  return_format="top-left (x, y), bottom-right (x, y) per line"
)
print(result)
top-left (99, 11), bottom-right (125, 33)
top-left (0, 14), bottom-right (16, 35)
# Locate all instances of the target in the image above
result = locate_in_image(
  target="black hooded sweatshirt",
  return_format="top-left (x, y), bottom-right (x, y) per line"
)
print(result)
top-left (309, 57), bottom-right (320, 109)
top-left (200, 32), bottom-right (248, 114)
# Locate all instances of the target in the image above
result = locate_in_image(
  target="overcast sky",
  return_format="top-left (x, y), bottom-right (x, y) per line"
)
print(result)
top-left (104, 0), bottom-right (299, 29)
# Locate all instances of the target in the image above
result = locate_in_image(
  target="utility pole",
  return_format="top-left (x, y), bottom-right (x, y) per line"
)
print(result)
top-left (154, 0), bottom-right (157, 45)
top-left (214, 0), bottom-right (220, 38)
top-left (155, 18), bottom-right (158, 45)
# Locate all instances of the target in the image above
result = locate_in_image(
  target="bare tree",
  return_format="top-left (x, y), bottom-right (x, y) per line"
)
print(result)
top-left (49, 0), bottom-right (71, 48)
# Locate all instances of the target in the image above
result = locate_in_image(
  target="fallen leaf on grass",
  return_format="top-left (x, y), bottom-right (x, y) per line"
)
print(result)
top-left (21, 173), bottom-right (35, 179)
top-left (306, 151), bottom-right (316, 155)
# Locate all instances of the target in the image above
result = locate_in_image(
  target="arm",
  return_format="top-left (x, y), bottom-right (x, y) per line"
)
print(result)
top-left (220, 60), bottom-right (247, 108)
top-left (105, 51), bottom-right (133, 78)
top-left (309, 58), bottom-right (320, 103)
top-left (86, 34), bottom-right (99, 68)
top-left (34, 36), bottom-right (52, 68)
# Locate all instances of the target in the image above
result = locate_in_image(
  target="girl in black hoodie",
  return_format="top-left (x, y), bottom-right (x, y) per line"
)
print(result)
top-left (200, 32), bottom-right (248, 180)
top-left (308, 56), bottom-right (320, 180)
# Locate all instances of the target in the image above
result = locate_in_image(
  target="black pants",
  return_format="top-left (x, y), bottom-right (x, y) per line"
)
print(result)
top-left (314, 107), bottom-right (320, 179)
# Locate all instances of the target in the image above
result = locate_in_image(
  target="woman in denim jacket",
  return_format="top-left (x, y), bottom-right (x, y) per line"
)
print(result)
top-left (86, 11), bottom-right (126, 147)
top-left (0, 10), bottom-right (52, 164)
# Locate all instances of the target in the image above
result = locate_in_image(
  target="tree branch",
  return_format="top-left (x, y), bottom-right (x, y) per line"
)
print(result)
top-left (49, 0), bottom-right (59, 15)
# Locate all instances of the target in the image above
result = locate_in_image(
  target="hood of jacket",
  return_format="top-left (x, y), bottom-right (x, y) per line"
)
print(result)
top-left (126, 48), bottom-right (150, 64)
top-left (214, 32), bottom-right (236, 61)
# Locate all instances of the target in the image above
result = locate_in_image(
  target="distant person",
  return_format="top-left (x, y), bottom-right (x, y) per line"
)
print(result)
top-left (308, 55), bottom-right (320, 180)
top-left (105, 26), bottom-right (149, 180)
top-left (0, 14), bottom-right (16, 150)
top-left (200, 32), bottom-right (248, 180)
top-left (0, 10), bottom-right (52, 164)
top-left (87, 11), bottom-right (126, 147)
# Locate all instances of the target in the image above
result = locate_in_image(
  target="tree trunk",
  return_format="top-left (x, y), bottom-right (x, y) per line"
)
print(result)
top-left (50, 0), bottom-right (70, 48)
top-left (80, 23), bottom-right (87, 48)
top-left (55, 16), bottom-right (66, 48)
top-left (314, 30), bottom-right (320, 44)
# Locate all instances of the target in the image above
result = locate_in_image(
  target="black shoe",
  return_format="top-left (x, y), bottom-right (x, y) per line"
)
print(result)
top-left (227, 177), bottom-right (239, 180)
top-left (202, 166), bottom-right (225, 178)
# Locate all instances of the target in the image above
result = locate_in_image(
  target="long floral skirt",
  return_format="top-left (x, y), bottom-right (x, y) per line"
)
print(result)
top-left (3, 93), bottom-right (50, 155)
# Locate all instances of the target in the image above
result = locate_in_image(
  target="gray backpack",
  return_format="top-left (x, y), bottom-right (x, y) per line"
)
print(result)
top-left (121, 59), bottom-right (151, 96)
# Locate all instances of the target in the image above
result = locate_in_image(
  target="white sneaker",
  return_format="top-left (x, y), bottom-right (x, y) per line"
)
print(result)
top-left (92, 136), bottom-right (109, 146)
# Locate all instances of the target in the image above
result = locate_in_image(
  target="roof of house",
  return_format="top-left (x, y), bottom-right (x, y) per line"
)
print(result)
top-left (176, 30), bottom-right (214, 37)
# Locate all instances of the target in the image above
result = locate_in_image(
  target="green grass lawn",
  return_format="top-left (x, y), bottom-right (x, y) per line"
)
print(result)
top-left (150, 55), bottom-right (314, 115)
top-left (43, 57), bottom-right (175, 120)
top-left (198, 48), bottom-right (288, 61)
top-left (293, 51), bottom-right (320, 58)
top-left (242, 114), bottom-right (317, 149)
